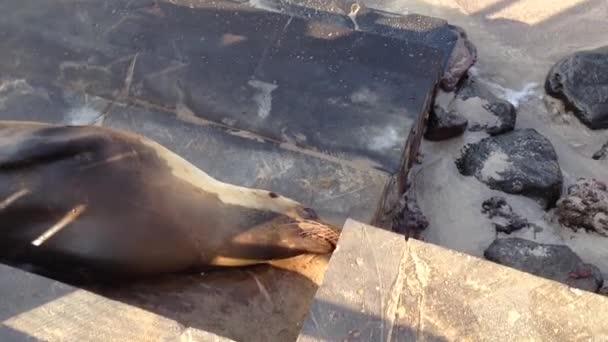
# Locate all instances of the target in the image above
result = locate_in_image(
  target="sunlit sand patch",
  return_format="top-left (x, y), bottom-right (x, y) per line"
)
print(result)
top-left (269, 254), bottom-right (331, 286)
top-left (486, 0), bottom-right (587, 25)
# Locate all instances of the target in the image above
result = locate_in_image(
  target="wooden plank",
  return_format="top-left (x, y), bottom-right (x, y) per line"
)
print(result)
top-left (0, 264), bottom-right (234, 342)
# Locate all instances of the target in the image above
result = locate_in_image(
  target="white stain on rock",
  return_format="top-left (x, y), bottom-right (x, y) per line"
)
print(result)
top-left (524, 245), bottom-right (550, 258)
top-left (452, 96), bottom-right (501, 128)
top-left (248, 79), bottom-right (278, 120)
top-left (480, 150), bottom-right (512, 182)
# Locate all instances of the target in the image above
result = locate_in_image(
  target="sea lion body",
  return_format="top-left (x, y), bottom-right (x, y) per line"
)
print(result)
top-left (0, 121), bottom-right (339, 279)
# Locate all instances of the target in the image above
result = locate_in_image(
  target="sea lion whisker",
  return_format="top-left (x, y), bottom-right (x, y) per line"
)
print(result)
top-left (31, 204), bottom-right (87, 246)
top-left (291, 220), bottom-right (336, 231)
top-left (282, 219), bottom-right (325, 226)
top-left (285, 220), bottom-right (340, 246)
top-left (0, 189), bottom-right (30, 210)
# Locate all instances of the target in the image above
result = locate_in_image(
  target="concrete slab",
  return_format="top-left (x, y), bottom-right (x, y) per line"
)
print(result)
top-left (299, 220), bottom-right (608, 341)
top-left (0, 0), bottom-right (448, 173)
top-left (0, 263), bottom-right (234, 342)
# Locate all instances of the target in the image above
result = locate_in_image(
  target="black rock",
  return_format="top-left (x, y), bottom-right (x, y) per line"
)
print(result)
top-left (391, 194), bottom-right (429, 239)
top-left (481, 196), bottom-right (529, 234)
top-left (456, 129), bottom-right (563, 208)
top-left (424, 106), bottom-right (468, 141)
top-left (556, 178), bottom-right (608, 237)
top-left (484, 238), bottom-right (604, 293)
top-left (545, 46), bottom-right (608, 129)
top-left (592, 141), bottom-right (608, 160)
top-left (440, 25), bottom-right (477, 91)
top-left (455, 76), bottom-right (516, 135)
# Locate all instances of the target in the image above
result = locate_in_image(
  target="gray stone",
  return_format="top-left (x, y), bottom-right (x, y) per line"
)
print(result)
top-left (456, 129), bottom-right (563, 208)
top-left (546, 46), bottom-right (608, 129)
top-left (481, 196), bottom-right (529, 234)
top-left (484, 237), bottom-right (604, 293)
top-left (455, 76), bottom-right (516, 135)
top-left (390, 193), bottom-right (429, 238)
top-left (593, 141), bottom-right (608, 160)
top-left (424, 106), bottom-right (468, 141)
top-left (440, 25), bottom-right (477, 91)
top-left (299, 220), bottom-right (608, 341)
top-left (556, 178), bottom-right (608, 237)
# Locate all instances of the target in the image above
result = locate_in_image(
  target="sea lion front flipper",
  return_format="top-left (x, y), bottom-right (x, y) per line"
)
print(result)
top-left (210, 216), bottom-right (341, 267)
top-left (296, 219), bottom-right (341, 249)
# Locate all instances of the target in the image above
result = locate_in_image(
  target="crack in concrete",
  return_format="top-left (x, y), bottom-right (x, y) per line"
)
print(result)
top-left (408, 242), bottom-right (429, 340)
top-left (362, 225), bottom-right (385, 340)
top-left (385, 238), bottom-right (410, 342)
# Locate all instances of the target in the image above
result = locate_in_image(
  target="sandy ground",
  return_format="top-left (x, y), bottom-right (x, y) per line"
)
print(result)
top-left (367, 0), bottom-right (608, 278)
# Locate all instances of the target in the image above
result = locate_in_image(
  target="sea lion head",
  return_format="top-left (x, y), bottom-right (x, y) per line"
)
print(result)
top-left (210, 207), bottom-right (341, 267)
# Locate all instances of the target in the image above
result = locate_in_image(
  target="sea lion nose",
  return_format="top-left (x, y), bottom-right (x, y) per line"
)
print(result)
top-left (298, 207), bottom-right (319, 220)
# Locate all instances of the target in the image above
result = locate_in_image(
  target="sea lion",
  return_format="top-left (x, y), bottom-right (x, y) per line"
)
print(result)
top-left (0, 120), bottom-right (340, 281)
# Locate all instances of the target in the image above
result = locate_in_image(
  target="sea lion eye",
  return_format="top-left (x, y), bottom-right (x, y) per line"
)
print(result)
top-left (300, 207), bottom-right (319, 220)
top-left (268, 192), bottom-right (278, 198)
